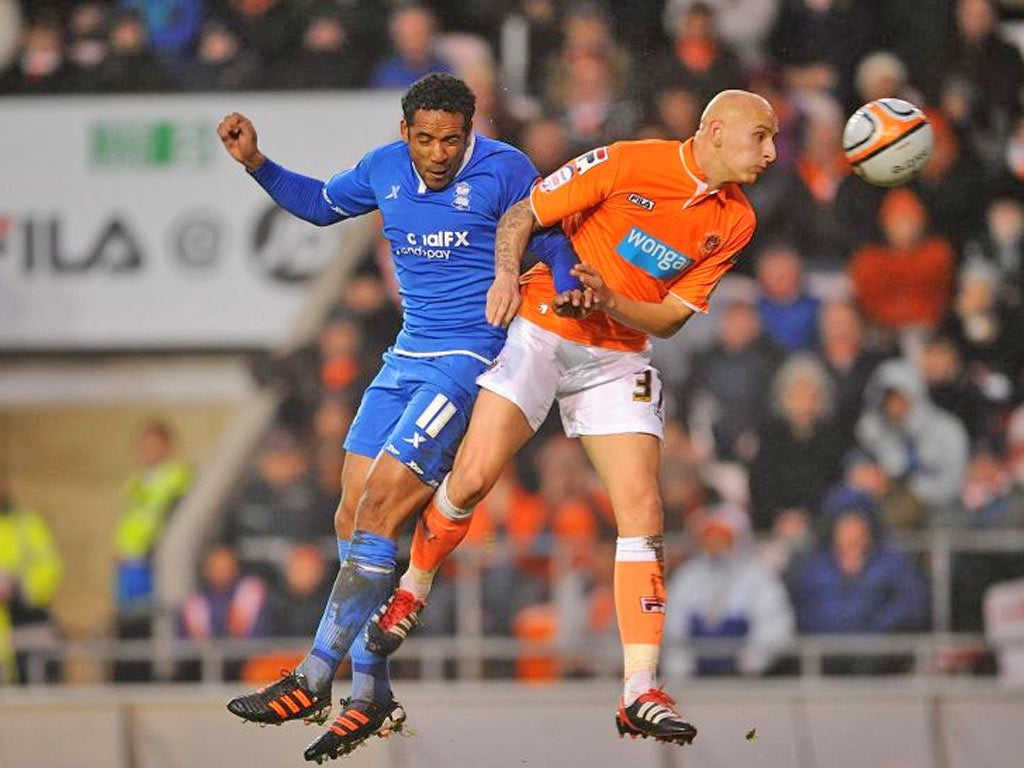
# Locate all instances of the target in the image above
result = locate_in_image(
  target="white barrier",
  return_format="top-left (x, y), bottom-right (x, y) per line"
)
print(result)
top-left (1, 680), bottom-right (1022, 768)
top-left (0, 92), bottom-right (398, 350)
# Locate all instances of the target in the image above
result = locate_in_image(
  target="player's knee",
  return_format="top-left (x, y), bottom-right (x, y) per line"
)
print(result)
top-left (354, 483), bottom-right (393, 534)
top-left (614, 486), bottom-right (663, 534)
top-left (334, 495), bottom-right (357, 539)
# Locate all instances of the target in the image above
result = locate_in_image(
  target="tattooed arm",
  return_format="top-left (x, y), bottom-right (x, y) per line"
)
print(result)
top-left (486, 198), bottom-right (542, 327)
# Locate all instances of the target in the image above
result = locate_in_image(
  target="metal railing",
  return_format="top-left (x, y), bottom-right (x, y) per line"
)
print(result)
top-left (5, 527), bottom-right (1023, 686)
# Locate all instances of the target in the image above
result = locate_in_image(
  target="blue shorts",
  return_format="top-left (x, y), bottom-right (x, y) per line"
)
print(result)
top-left (344, 350), bottom-right (490, 487)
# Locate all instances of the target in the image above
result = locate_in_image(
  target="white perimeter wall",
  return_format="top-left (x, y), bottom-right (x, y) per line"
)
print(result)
top-left (1, 680), bottom-right (1023, 768)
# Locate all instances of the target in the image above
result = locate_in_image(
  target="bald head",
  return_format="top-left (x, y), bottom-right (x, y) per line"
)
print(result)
top-left (699, 89), bottom-right (774, 128)
top-left (694, 89), bottom-right (778, 188)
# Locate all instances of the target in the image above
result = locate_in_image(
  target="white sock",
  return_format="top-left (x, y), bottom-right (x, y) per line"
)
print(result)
top-left (623, 668), bottom-right (657, 705)
top-left (398, 564), bottom-right (434, 602)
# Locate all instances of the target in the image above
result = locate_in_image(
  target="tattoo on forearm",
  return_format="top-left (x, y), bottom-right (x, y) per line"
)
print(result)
top-left (495, 200), bottom-right (539, 276)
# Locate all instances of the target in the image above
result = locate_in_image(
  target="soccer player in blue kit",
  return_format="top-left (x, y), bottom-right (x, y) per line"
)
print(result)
top-left (217, 74), bottom-right (580, 762)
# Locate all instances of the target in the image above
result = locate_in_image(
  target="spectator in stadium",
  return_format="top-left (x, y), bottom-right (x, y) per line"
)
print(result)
top-left (119, 0), bottom-right (203, 56)
top-left (271, 10), bottom-right (364, 90)
top-left (0, 474), bottom-right (63, 684)
top-left (853, 50), bottom-right (923, 106)
top-left (64, 2), bottom-right (111, 93)
top-left (177, 18), bottom-right (262, 92)
top-left (419, 464), bottom-right (549, 644)
top-left (541, 2), bottom-right (637, 153)
top-left (662, 0), bottom-right (777, 68)
top-left (939, 257), bottom-right (1024, 405)
top-left (946, 0), bottom-right (1024, 170)
top-left (917, 333), bottom-right (993, 445)
top-left (641, 79), bottom-right (702, 146)
top-left (849, 187), bottom-right (955, 340)
top-left (664, 502), bottom-right (795, 677)
top-left (223, 0), bottom-right (299, 73)
top-left (113, 420), bottom-right (192, 620)
top-left (265, 543), bottom-right (333, 639)
top-left (681, 299), bottom-right (784, 463)
top-left (751, 92), bottom-right (855, 273)
top-left (789, 486), bottom-right (930, 674)
top-left (949, 446), bottom-right (1024, 631)
top-left (220, 427), bottom-right (328, 582)
top-left (518, 116), bottom-right (572, 176)
top-left (0, 0), bottom-right (22, 74)
top-left (749, 355), bottom-right (845, 532)
top-left (916, 109), bottom-right (987, 251)
top-left (652, 1), bottom-right (745, 105)
top-left (768, 0), bottom-right (877, 110)
top-left (177, 543), bottom-right (267, 681)
top-left (370, 3), bottom-right (453, 89)
top-left (0, 14), bottom-right (68, 95)
top-left (459, 58), bottom-right (520, 141)
top-left (855, 359), bottom-right (970, 524)
top-left (96, 10), bottom-right (173, 92)
top-left (754, 244), bottom-right (820, 352)
top-left (816, 300), bottom-right (888, 450)
top-left (961, 198), bottom-right (1024, 308)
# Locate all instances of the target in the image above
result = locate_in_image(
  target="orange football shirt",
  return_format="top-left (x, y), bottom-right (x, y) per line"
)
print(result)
top-left (521, 138), bottom-right (756, 352)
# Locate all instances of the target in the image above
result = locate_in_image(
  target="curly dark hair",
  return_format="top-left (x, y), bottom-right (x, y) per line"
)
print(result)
top-left (401, 72), bottom-right (476, 131)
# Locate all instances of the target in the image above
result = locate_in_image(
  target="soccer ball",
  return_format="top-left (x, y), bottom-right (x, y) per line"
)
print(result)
top-left (842, 98), bottom-right (934, 187)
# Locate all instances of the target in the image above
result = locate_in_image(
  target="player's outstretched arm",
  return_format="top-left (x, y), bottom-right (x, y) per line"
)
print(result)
top-left (217, 112), bottom-right (342, 227)
top-left (487, 199), bottom-right (541, 327)
top-left (572, 264), bottom-right (694, 338)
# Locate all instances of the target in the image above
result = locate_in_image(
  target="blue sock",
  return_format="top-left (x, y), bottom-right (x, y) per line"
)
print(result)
top-left (297, 537), bottom-right (352, 692)
top-left (297, 531), bottom-right (397, 694)
top-left (350, 627), bottom-right (392, 705)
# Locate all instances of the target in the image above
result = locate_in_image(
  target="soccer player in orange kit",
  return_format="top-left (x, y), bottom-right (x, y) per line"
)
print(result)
top-left (368, 90), bottom-right (778, 745)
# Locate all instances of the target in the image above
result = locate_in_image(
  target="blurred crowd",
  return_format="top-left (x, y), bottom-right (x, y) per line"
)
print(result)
top-left (5, 0), bottom-right (1024, 683)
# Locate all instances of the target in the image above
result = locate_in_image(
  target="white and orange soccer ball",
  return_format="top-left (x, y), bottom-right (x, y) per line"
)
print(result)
top-left (842, 98), bottom-right (934, 187)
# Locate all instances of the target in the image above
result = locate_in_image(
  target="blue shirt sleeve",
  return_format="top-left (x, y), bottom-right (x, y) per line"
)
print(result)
top-left (322, 150), bottom-right (379, 218)
top-left (528, 229), bottom-right (581, 293)
top-left (249, 159), bottom-right (342, 227)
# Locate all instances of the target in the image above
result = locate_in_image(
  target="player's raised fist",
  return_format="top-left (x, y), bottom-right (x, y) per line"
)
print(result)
top-left (217, 112), bottom-right (265, 172)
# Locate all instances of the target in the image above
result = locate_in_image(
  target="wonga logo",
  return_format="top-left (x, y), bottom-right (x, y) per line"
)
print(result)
top-left (615, 226), bottom-right (693, 278)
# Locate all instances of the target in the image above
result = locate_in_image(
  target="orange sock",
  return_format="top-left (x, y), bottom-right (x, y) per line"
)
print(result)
top-left (409, 498), bottom-right (472, 574)
top-left (614, 535), bottom-right (665, 701)
top-left (401, 480), bottom-right (474, 600)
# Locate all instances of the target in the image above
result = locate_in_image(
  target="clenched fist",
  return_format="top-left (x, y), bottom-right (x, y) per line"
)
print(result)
top-left (217, 112), bottom-right (265, 173)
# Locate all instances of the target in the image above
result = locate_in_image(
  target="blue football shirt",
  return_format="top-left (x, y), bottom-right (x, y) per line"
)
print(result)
top-left (322, 135), bottom-right (539, 363)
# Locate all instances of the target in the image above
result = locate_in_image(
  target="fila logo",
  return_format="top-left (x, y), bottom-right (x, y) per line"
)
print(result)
top-left (385, 184), bottom-right (400, 200)
top-left (415, 393), bottom-right (457, 438)
top-left (627, 193), bottom-right (655, 211)
top-left (404, 432), bottom-right (426, 448)
top-left (639, 596), bottom-right (665, 614)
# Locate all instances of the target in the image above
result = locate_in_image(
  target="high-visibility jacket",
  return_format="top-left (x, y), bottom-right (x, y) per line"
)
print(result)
top-left (1, 503), bottom-right (64, 682)
top-left (113, 460), bottom-right (192, 561)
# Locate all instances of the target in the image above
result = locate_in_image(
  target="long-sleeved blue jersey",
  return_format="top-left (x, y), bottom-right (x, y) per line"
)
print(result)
top-left (251, 134), bottom-right (576, 364)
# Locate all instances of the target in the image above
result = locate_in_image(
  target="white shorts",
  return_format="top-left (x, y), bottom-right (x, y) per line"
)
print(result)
top-left (477, 317), bottom-right (665, 439)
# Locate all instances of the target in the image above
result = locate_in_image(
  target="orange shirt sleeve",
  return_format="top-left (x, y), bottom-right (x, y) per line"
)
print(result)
top-left (529, 145), bottom-right (621, 227)
top-left (666, 213), bottom-right (755, 313)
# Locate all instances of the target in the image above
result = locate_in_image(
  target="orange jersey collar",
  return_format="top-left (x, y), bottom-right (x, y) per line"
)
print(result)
top-left (679, 137), bottom-right (725, 207)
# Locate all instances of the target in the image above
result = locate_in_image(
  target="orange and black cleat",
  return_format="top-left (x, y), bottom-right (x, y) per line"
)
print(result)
top-left (226, 670), bottom-right (331, 726)
top-left (615, 688), bottom-right (697, 746)
top-left (303, 697), bottom-right (407, 764)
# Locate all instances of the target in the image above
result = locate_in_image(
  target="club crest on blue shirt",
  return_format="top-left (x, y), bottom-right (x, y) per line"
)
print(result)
top-left (453, 182), bottom-right (471, 210)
